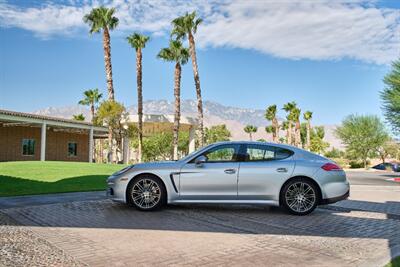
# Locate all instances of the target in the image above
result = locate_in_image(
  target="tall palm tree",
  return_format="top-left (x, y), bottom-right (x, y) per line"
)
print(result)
top-left (280, 121), bottom-right (289, 143)
top-left (157, 40), bottom-right (190, 160)
top-left (244, 125), bottom-right (257, 141)
top-left (78, 88), bottom-right (103, 123)
top-left (265, 105), bottom-right (279, 142)
top-left (303, 111), bottom-right (313, 150)
top-left (265, 125), bottom-right (274, 141)
top-left (127, 33), bottom-right (150, 163)
top-left (84, 7), bottom-right (118, 163)
top-left (171, 12), bottom-right (205, 147)
top-left (283, 101), bottom-right (297, 145)
top-left (292, 107), bottom-right (301, 147)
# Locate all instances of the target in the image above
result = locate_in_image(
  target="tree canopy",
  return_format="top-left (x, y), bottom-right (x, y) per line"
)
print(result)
top-left (205, 124), bottom-right (231, 144)
top-left (381, 59), bottom-right (400, 134)
top-left (335, 114), bottom-right (389, 168)
top-left (127, 33), bottom-right (150, 51)
top-left (83, 6), bottom-right (119, 34)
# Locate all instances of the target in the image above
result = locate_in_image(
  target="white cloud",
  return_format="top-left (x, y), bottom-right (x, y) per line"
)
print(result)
top-left (0, 0), bottom-right (399, 64)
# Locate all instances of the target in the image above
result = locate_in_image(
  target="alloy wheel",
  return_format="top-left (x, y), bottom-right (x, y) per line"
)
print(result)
top-left (285, 182), bottom-right (316, 213)
top-left (131, 178), bottom-right (161, 209)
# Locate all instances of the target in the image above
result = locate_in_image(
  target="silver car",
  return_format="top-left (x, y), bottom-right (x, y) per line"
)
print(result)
top-left (107, 141), bottom-right (349, 215)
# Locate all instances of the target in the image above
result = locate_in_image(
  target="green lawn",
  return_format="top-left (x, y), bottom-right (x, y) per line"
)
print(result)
top-left (386, 257), bottom-right (400, 267)
top-left (0, 161), bottom-right (126, 197)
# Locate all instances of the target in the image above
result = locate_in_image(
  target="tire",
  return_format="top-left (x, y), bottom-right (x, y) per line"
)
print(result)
top-left (281, 178), bottom-right (319, 216)
top-left (127, 175), bottom-right (166, 211)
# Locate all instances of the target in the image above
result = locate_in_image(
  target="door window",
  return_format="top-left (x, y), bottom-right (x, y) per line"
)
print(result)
top-left (244, 144), bottom-right (293, 161)
top-left (201, 144), bottom-right (240, 162)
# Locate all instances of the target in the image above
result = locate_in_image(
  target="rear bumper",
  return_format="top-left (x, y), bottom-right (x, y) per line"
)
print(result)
top-left (320, 190), bottom-right (350, 205)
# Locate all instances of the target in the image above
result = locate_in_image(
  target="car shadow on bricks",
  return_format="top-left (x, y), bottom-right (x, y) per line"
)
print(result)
top-left (1, 199), bottom-right (400, 263)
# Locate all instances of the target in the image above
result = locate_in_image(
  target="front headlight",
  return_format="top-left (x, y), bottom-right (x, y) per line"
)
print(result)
top-left (112, 165), bottom-right (134, 176)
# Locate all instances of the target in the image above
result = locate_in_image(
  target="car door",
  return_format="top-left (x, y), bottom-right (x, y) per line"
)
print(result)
top-left (179, 144), bottom-right (240, 200)
top-left (238, 144), bottom-right (295, 201)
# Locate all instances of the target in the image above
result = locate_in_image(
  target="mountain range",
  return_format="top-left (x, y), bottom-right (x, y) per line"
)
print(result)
top-left (33, 100), bottom-right (342, 148)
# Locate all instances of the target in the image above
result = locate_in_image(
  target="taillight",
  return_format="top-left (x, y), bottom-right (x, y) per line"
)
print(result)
top-left (321, 162), bottom-right (342, 171)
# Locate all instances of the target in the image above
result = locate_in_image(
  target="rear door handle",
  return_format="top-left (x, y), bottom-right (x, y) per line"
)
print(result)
top-left (276, 168), bottom-right (288, 173)
top-left (224, 168), bottom-right (236, 174)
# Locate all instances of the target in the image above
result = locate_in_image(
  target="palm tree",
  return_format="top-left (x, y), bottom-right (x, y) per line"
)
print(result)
top-left (292, 107), bottom-right (301, 147)
top-left (265, 125), bottom-right (274, 141)
top-left (265, 105), bottom-right (279, 142)
top-left (280, 121), bottom-right (289, 143)
top-left (84, 7), bottom-right (118, 100)
top-left (78, 89), bottom-right (102, 123)
top-left (157, 40), bottom-right (190, 160)
top-left (84, 7), bottom-right (118, 163)
top-left (73, 114), bottom-right (85, 121)
top-left (303, 111), bottom-right (313, 150)
top-left (283, 101), bottom-right (297, 145)
top-left (127, 33), bottom-right (150, 163)
top-left (244, 125), bottom-right (257, 141)
top-left (171, 12), bottom-right (205, 147)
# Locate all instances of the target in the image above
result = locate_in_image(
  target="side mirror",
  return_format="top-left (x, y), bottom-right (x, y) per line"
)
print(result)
top-left (194, 155), bottom-right (207, 167)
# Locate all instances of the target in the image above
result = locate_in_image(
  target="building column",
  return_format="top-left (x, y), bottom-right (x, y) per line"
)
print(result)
top-left (40, 122), bottom-right (46, 161)
top-left (88, 127), bottom-right (94, 163)
top-left (189, 126), bottom-right (196, 153)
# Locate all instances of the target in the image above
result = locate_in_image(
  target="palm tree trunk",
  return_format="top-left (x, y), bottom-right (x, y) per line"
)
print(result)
top-left (287, 122), bottom-right (292, 144)
top-left (188, 33), bottom-right (204, 147)
top-left (306, 121), bottom-right (311, 150)
top-left (295, 121), bottom-right (301, 147)
top-left (173, 63), bottom-right (182, 160)
top-left (273, 118), bottom-right (279, 143)
top-left (103, 28), bottom-right (114, 162)
top-left (136, 48), bottom-right (143, 163)
top-left (90, 104), bottom-right (95, 123)
top-left (103, 28), bottom-right (115, 100)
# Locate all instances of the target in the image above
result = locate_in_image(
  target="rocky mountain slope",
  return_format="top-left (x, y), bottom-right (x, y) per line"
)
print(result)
top-left (33, 100), bottom-right (342, 148)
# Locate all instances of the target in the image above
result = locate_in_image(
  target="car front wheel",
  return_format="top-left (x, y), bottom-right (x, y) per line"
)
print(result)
top-left (281, 178), bottom-right (319, 215)
top-left (127, 175), bottom-right (166, 211)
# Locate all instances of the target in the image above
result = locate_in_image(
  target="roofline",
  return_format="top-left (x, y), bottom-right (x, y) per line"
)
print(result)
top-left (0, 109), bottom-right (108, 132)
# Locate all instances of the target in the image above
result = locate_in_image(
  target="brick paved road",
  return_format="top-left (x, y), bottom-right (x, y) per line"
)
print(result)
top-left (1, 183), bottom-right (400, 267)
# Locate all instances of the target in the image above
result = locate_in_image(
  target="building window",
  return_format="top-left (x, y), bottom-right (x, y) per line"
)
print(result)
top-left (68, 142), bottom-right (77, 157)
top-left (22, 139), bottom-right (35, 156)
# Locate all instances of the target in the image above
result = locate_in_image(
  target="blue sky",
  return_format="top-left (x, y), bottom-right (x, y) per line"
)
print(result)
top-left (0, 0), bottom-right (399, 125)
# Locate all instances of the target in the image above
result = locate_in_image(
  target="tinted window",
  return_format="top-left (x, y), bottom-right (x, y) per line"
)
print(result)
top-left (22, 139), bottom-right (35, 155)
top-left (244, 144), bottom-right (293, 161)
top-left (68, 142), bottom-right (77, 157)
top-left (202, 144), bottom-right (240, 162)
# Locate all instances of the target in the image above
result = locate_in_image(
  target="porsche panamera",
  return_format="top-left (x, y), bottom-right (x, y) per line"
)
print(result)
top-left (107, 141), bottom-right (349, 215)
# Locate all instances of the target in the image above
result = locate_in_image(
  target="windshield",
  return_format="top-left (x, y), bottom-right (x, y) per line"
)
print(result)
top-left (178, 144), bottom-right (214, 162)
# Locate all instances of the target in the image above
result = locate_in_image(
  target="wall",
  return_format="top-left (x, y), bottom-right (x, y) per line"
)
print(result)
top-left (0, 125), bottom-right (89, 162)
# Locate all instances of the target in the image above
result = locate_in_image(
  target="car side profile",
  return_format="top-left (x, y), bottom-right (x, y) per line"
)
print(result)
top-left (107, 141), bottom-right (349, 215)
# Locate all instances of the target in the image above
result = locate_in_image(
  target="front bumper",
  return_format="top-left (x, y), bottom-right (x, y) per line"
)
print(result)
top-left (320, 190), bottom-right (350, 205)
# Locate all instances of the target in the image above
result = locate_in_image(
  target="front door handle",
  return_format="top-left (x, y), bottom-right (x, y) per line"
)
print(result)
top-left (276, 168), bottom-right (288, 173)
top-left (224, 168), bottom-right (236, 174)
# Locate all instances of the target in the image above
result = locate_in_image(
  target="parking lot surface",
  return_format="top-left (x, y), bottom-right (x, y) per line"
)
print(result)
top-left (1, 172), bottom-right (399, 267)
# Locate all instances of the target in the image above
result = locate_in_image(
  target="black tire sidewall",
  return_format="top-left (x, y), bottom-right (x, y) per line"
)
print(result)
top-left (127, 175), bottom-right (167, 211)
top-left (281, 178), bottom-right (318, 216)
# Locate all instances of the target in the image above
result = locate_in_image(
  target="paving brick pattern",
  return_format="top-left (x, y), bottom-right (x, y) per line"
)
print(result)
top-left (2, 198), bottom-right (400, 267)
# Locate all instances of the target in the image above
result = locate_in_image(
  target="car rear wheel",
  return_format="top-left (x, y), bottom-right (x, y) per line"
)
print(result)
top-left (281, 178), bottom-right (318, 215)
top-left (127, 175), bottom-right (166, 211)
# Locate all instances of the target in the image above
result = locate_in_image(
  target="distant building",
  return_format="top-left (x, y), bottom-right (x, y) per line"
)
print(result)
top-left (0, 109), bottom-right (107, 162)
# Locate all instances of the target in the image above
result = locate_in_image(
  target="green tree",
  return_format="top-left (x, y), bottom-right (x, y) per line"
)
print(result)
top-left (244, 125), bottom-right (257, 141)
top-left (157, 40), bottom-right (190, 160)
top-left (335, 115), bottom-right (389, 168)
top-left (127, 33), bottom-right (150, 163)
top-left (171, 12), bottom-right (205, 147)
top-left (283, 101), bottom-right (297, 145)
top-left (377, 139), bottom-right (400, 163)
top-left (72, 113), bottom-right (85, 121)
top-left (310, 126), bottom-right (330, 154)
top-left (265, 125), bottom-right (274, 141)
top-left (303, 111), bottom-right (313, 150)
top-left (205, 124), bottom-right (231, 144)
top-left (78, 88), bottom-right (102, 123)
top-left (381, 59), bottom-right (400, 133)
top-left (265, 105), bottom-right (279, 142)
top-left (96, 100), bottom-right (128, 163)
top-left (324, 147), bottom-right (345, 159)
